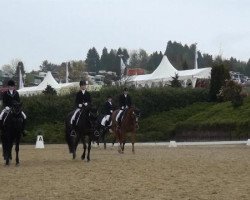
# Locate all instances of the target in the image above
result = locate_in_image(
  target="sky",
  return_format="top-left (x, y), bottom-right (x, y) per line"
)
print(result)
top-left (0, 0), bottom-right (250, 72)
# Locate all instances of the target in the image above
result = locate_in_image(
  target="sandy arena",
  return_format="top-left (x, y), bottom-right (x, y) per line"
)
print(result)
top-left (0, 144), bottom-right (250, 200)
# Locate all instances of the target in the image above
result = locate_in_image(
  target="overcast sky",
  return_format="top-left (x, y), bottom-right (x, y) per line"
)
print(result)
top-left (0, 0), bottom-right (250, 72)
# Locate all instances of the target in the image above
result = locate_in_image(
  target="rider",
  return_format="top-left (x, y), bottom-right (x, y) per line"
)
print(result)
top-left (100, 95), bottom-right (114, 131)
top-left (70, 80), bottom-right (91, 131)
top-left (0, 80), bottom-right (26, 134)
top-left (115, 87), bottom-right (132, 127)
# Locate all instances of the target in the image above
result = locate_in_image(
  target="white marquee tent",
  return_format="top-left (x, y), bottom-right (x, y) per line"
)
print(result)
top-left (128, 55), bottom-right (211, 88)
top-left (18, 71), bottom-right (76, 96)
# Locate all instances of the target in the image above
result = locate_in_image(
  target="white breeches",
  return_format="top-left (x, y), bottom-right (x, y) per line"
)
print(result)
top-left (101, 115), bottom-right (111, 126)
top-left (0, 108), bottom-right (8, 120)
top-left (116, 110), bottom-right (123, 122)
top-left (70, 108), bottom-right (81, 124)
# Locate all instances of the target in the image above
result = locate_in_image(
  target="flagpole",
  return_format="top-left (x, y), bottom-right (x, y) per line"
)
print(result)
top-left (194, 43), bottom-right (198, 69)
top-left (19, 68), bottom-right (24, 89)
top-left (66, 62), bottom-right (69, 83)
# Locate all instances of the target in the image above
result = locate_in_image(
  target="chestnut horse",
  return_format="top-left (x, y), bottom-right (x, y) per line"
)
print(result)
top-left (111, 107), bottom-right (140, 153)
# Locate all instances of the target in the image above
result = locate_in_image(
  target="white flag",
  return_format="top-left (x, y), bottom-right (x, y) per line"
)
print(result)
top-left (66, 62), bottom-right (69, 83)
top-left (120, 58), bottom-right (126, 76)
top-left (19, 68), bottom-right (24, 89)
top-left (194, 44), bottom-right (198, 69)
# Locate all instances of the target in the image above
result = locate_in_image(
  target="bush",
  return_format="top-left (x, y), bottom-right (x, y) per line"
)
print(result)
top-left (209, 64), bottom-right (230, 101)
top-left (217, 80), bottom-right (245, 107)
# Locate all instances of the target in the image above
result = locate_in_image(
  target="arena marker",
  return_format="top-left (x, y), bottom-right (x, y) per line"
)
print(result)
top-left (247, 139), bottom-right (250, 146)
top-left (169, 141), bottom-right (177, 148)
top-left (35, 135), bottom-right (45, 149)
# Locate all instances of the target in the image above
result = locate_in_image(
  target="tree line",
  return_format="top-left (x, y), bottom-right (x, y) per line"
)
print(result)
top-left (2, 40), bottom-right (250, 86)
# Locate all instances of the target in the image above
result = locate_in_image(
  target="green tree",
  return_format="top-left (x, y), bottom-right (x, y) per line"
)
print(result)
top-left (245, 59), bottom-right (250, 76)
top-left (121, 48), bottom-right (129, 64)
top-left (217, 80), bottom-right (244, 107)
top-left (182, 60), bottom-right (188, 70)
top-left (129, 50), bottom-right (140, 68)
top-left (40, 60), bottom-right (59, 72)
top-left (146, 51), bottom-right (163, 72)
top-left (138, 49), bottom-right (149, 69)
top-left (209, 63), bottom-right (230, 101)
top-left (85, 47), bottom-right (100, 72)
top-left (42, 85), bottom-right (57, 95)
top-left (100, 47), bottom-right (109, 71)
top-left (69, 61), bottom-right (87, 81)
top-left (170, 73), bottom-right (182, 87)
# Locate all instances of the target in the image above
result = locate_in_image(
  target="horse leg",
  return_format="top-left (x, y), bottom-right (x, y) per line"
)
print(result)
top-left (87, 136), bottom-right (91, 162)
top-left (131, 131), bottom-right (135, 154)
top-left (1, 135), bottom-right (7, 160)
top-left (15, 140), bottom-right (20, 165)
top-left (122, 142), bottom-right (125, 152)
top-left (103, 131), bottom-right (106, 150)
top-left (116, 129), bottom-right (123, 154)
top-left (5, 141), bottom-right (11, 166)
top-left (72, 147), bottom-right (76, 159)
top-left (81, 137), bottom-right (86, 160)
top-left (10, 142), bottom-right (13, 160)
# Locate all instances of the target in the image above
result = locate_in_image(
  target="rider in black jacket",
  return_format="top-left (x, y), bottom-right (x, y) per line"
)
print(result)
top-left (115, 87), bottom-right (132, 126)
top-left (0, 80), bottom-right (26, 134)
top-left (100, 95), bottom-right (114, 128)
top-left (70, 80), bottom-right (91, 130)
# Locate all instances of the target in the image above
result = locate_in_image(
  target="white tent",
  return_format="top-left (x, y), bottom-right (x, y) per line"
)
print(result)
top-left (36, 71), bottom-right (60, 90)
top-left (129, 55), bottom-right (211, 88)
top-left (18, 71), bottom-right (102, 96)
top-left (18, 71), bottom-right (74, 96)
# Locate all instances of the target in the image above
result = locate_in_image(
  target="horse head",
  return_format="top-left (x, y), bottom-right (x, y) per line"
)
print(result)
top-left (126, 106), bottom-right (141, 130)
top-left (11, 100), bottom-right (23, 117)
top-left (89, 107), bottom-right (99, 121)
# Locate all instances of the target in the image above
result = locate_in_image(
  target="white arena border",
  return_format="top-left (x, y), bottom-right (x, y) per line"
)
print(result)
top-left (0, 140), bottom-right (248, 149)
top-left (96, 140), bottom-right (249, 147)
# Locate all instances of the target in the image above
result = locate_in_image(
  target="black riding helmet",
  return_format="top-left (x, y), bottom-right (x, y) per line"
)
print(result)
top-left (79, 80), bottom-right (87, 86)
top-left (8, 80), bottom-right (15, 86)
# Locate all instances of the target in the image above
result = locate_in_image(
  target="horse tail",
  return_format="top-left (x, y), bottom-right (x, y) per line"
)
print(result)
top-left (65, 112), bottom-right (73, 153)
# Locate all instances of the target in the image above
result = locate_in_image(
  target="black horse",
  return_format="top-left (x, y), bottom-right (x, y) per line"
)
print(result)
top-left (1, 101), bottom-right (25, 166)
top-left (65, 106), bottom-right (98, 162)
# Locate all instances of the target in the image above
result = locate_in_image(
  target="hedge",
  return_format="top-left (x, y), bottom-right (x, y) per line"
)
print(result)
top-left (10, 86), bottom-right (209, 143)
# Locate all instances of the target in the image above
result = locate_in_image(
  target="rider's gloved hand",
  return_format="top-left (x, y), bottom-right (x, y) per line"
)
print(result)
top-left (125, 106), bottom-right (128, 109)
top-left (121, 106), bottom-right (124, 109)
top-left (84, 103), bottom-right (88, 106)
top-left (5, 106), bottom-right (10, 111)
top-left (78, 104), bottom-right (83, 108)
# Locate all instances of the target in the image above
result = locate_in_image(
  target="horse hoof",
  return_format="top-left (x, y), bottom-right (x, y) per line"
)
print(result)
top-left (16, 163), bottom-right (20, 167)
top-left (81, 155), bottom-right (85, 160)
